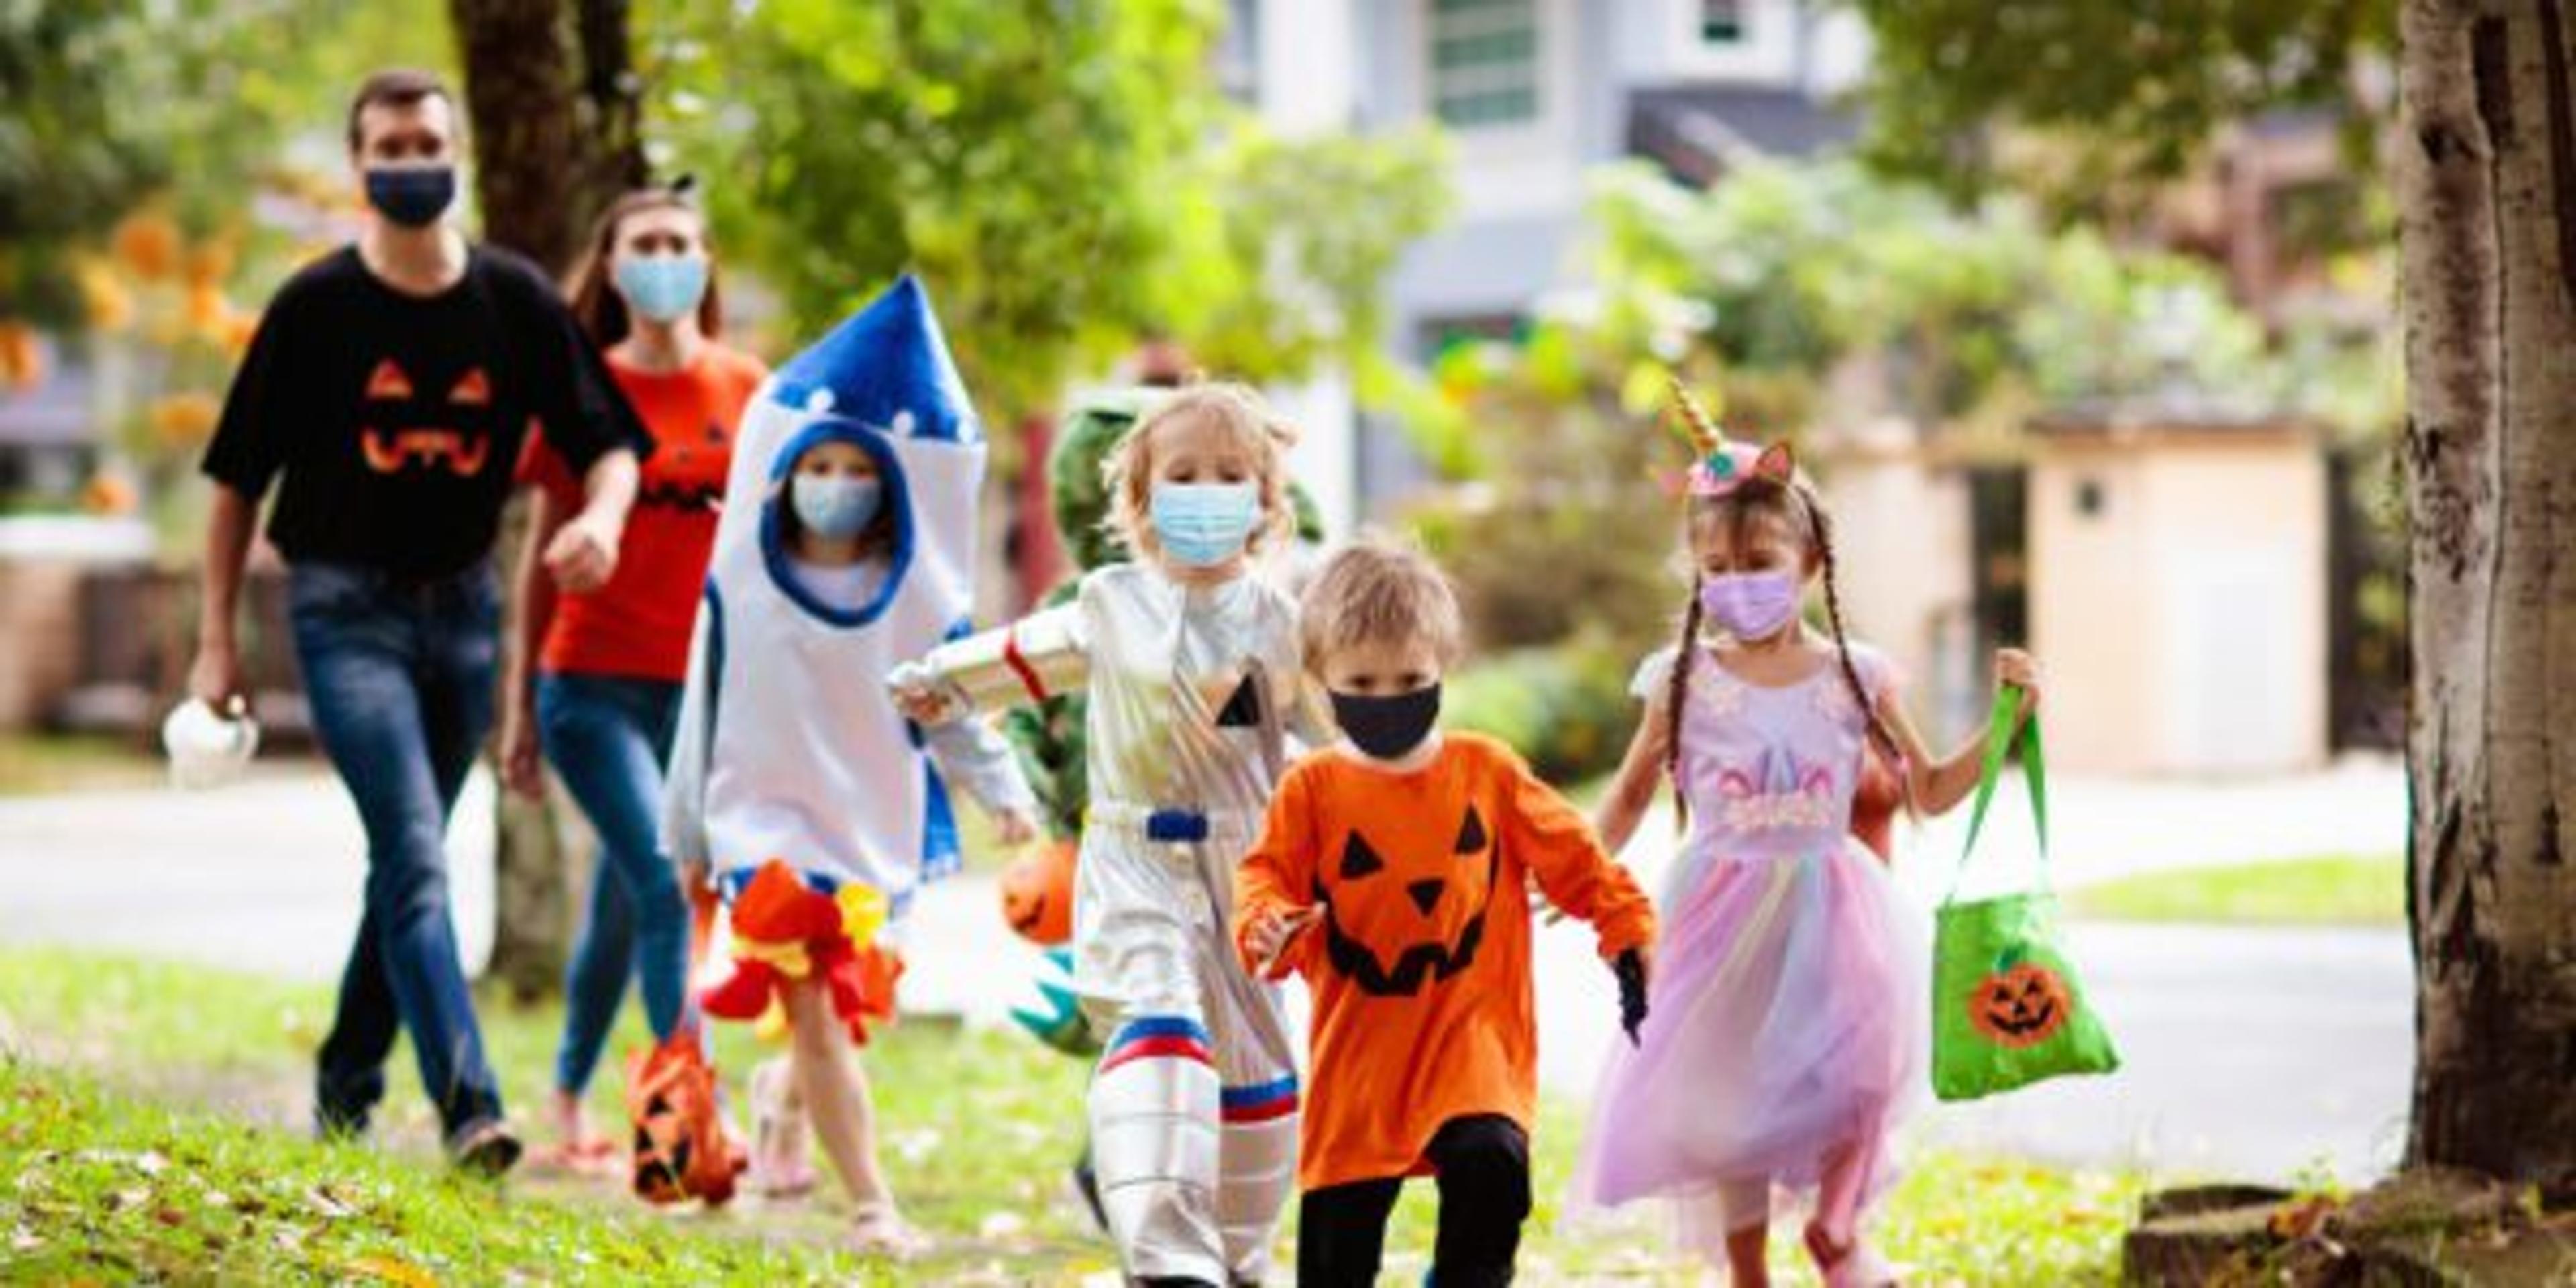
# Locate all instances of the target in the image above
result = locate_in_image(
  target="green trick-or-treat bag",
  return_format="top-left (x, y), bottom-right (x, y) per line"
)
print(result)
top-left (1931, 688), bottom-right (2120, 1102)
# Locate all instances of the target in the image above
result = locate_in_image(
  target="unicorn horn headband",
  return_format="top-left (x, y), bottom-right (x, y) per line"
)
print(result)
top-left (1667, 371), bottom-right (1793, 498)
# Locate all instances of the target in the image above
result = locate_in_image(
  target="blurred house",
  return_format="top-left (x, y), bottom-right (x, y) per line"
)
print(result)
top-left (1232, 0), bottom-right (1866, 530)
top-left (1234, 2), bottom-right (2385, 775)
top-left (0, 341), bottom-right (102, 506)
top-left (0, 345), bottom-right (160, 732)
top-left (2024, 400), bottom-right (2329, 775)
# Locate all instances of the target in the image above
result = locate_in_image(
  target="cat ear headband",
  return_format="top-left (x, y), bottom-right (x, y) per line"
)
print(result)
top-left (1667, 372), bottom-right (1793, 498)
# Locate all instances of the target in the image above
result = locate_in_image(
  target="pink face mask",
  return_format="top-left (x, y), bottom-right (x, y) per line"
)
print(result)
top-left (1699, 570), bottom-right (1801, 641)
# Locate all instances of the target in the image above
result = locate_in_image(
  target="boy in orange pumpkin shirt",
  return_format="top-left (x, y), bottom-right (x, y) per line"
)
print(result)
top-left (1236, 539), bottom-right (1655, 1287)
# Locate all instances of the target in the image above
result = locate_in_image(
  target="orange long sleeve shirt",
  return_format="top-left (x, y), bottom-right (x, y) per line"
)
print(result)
top-left (1235, 732), bottom-right (1654, 1191)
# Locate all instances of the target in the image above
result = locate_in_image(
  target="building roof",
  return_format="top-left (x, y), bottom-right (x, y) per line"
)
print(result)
top-left (2029, 388), bottom-right (2307, 439)
top-left (1626, 85), bottom-right (1861, 183)
top-left (1390, 213), bottom-right (1581, 331)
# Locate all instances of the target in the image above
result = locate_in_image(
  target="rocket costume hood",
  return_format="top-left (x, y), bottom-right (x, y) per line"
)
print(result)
top-left (662, 275), bottom-right (989, 904)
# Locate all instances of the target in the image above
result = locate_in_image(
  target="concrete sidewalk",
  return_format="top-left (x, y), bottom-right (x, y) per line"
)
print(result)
top-left (0, 757), bottom-right (2413, 1184)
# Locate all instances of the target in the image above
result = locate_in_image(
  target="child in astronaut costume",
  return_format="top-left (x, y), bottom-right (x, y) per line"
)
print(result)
top-left (663, 275), bottom-right (1036, 1252)
top-left (895, 383), bottom-right (1318, 1286)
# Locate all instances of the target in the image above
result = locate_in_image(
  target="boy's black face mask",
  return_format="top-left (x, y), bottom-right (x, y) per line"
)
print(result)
top-left (1330, 683), bottom-right (1442, 761)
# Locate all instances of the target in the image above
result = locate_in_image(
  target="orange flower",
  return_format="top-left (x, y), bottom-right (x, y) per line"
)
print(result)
top-left (111, 211), bottom-right (182, 281)
top-left (182, 237), bottom-right (237, 289)
top-left (83, 470), bottom-right (139, 516)
top-left (149, 392), bottom-right (221, 447)
top-left (185, 284), bottom-right (233, 342)
top-left (75, 261), bottom-right (133, 334)
top-left (0, 321), bottom-right (44, 390)
top-left (220, 309), bottom-right (261, 356)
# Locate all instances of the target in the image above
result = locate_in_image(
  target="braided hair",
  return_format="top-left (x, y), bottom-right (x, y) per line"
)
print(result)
top-left (1662, 573), bottom-right (1706, 833)
top-left (1662, 476), bottom-right (1914, 829)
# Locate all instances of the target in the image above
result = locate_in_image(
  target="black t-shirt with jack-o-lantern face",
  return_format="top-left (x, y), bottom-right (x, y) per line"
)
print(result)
top-left (202, 244), bottom-right (647, 577)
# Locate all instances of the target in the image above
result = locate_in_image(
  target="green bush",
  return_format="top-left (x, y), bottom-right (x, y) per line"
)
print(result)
top-left (1444, 638), bottom-right (1643, 784)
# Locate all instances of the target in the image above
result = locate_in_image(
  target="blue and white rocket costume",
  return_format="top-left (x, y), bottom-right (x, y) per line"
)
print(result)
top-left (663, 274), bottom-right (1030, 924)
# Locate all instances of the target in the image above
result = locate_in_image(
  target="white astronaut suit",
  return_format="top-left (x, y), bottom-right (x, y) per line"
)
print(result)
top-left (664, 274), bottom-right (1028, 922)
top-left (898, 559), bottom-right (1321, 1285)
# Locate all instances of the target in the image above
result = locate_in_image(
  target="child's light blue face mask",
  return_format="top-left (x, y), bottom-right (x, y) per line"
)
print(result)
top-left (1150, 481), bottom-right (1259, 567)
top-left (790, 474), bottom-right (882, 541)
top-left (614, 252), bottom-right (709, 325)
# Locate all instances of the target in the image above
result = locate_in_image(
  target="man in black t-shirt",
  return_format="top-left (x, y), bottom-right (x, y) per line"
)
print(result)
top-left (190, 69), bottom-right (646, 1175)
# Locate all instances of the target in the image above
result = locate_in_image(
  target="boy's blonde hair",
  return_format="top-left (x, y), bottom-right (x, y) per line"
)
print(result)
top-left (1103, 382), bottom-right (1298, 564)
top-left (1299, 537), bottom-right (1466, 676)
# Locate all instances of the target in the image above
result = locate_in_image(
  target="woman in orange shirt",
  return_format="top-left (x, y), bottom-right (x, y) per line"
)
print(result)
top-left (499, 185), bottom-right (768, 1173)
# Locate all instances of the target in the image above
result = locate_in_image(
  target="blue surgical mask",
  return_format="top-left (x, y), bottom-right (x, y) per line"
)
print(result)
top-left (364, 166), bottom-right (456, 229)
top-left (614, 253), bottom-right (708, 325)
top-left (790, 474), bottom-right (882, 541)
top-left (1150, 481), bottom-right (1259, 568)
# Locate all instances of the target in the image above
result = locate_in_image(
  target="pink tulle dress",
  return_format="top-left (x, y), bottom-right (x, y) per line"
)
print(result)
top-left (1578, 641), bottom-right (1927, 1256)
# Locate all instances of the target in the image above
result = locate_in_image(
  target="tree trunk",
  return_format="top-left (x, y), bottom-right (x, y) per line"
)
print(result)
top-left (447, 0), bottom-right (640, 998)
top-left (449, 0), bottom-right (588, 274)
top-left (2396, 0), bottom-right (2576, 1187)
top-left (574, 0), bottom-right (650, 203)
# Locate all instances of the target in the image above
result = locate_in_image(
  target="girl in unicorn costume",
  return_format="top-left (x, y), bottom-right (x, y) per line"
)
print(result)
top-left (894, 383), bottom-right (1318, 1287)
top-left (663, 274), bottom-right (1037, 1252)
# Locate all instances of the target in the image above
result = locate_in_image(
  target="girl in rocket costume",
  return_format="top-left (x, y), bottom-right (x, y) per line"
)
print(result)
top-left (664, 274), bottom-right (1036, 1252)
top-left (894, 383), bottom-right (1318, 1286)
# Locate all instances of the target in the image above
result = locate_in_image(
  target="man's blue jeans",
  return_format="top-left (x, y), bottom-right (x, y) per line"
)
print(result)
top-left (536, 672), bottom-right (690, 1095)
top-left (290, 560), bottom-right (504, 1141)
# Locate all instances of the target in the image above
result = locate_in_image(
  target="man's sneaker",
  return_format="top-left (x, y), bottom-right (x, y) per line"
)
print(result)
top-left (447, 1118), bottom-right (523, 1179)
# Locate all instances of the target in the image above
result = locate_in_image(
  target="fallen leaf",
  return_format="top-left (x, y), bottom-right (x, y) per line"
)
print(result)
top-left (2269, 1195), bottom-right (2337, 1240)
top-left (305, 1185), bottom-right (357, 1220)
top-left (349, 1254), bottom-right (439, 1287)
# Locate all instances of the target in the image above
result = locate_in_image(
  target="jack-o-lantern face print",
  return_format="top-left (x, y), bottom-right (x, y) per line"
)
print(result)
top-left (1968, 950), bottom-right (2072, 1049)
top-left (356, 358), bottom-right (498, 477)
top-left (998, 837), bottom-right (1077, 947)
top-left (1315, 802), bottom-right (1497, 997)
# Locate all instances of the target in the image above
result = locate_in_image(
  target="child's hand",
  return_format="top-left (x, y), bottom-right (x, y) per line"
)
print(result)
top-left (1995, 648), bottom-right (2041, 719)
top-left (995, 807), bottom-right (1040, 846)
top-left (1248, 906), bottom-right (1322, 974)
top-left (1613, 947), bottom-right (1652, 1045)
top-left (888, 667), bottom-right (959, 725)
top-left (498, 701), bottom-right (544, 801)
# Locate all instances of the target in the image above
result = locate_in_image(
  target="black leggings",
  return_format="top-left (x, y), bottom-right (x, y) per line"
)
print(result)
top-left (1297, 1114), bottom-right (1531, 1288)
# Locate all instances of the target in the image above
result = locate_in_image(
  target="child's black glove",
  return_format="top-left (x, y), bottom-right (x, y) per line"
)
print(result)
top-left (1614, 948), bottom-right (1649, 1045)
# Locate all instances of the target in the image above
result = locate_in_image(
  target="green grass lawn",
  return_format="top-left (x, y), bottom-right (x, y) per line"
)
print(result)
top-left (2068, 854), bottom-right (2405, 928)
top-left (0, 948), bottom-right (2145, 1284)
top-left (0, 731), bottom-right (167, 796)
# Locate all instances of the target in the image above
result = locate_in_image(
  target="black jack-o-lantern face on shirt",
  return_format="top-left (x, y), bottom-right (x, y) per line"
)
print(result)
top-left (1313, 803), bottom-right (1498, 998)
top-left (356, 358), bottom-right (497, 477)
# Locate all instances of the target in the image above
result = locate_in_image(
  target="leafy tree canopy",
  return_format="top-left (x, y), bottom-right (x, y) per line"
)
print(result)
top-left (1845, 0), bottom-right (2394, 215)
top-left (646, 0), bottom-right (1450, 423)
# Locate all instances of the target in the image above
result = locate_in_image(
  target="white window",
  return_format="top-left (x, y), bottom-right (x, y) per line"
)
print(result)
top-left (1218, 0), bottom-right (1260, 103)
top-left (1701, 0), bottom-right (1746, 44)
top-left (1430, 0), bottom-right (1538, 128)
